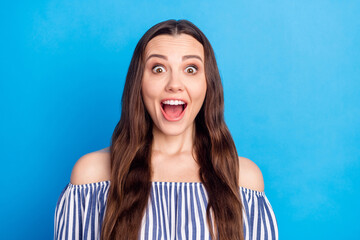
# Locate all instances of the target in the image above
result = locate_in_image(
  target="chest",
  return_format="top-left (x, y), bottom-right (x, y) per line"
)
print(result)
top-left (150, 154), bottom-right (201, 183)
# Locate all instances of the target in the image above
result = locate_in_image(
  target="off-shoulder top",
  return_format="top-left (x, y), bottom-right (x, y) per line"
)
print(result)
top-left (54, 181), bottom-right (278, 240)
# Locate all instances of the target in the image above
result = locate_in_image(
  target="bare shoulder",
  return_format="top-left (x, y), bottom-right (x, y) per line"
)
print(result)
top-left (70, 147), bottom-right (111, 185)
top-left (238, 156), bottom-right (265, 192)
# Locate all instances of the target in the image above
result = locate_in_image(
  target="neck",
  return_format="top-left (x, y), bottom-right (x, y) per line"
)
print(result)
top-left (151, 123), bottom-right (195, 156)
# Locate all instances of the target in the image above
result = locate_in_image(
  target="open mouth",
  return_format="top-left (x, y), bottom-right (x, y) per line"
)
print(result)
top-left (160, 100), bottom-right (187, 121)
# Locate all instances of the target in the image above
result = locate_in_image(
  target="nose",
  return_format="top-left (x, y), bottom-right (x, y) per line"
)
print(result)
top-left (165, 69), bottom-right (184, 92)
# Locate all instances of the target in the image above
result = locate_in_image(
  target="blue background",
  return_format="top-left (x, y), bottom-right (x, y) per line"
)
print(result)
top-left (1, 1), bottom-right (359, 239)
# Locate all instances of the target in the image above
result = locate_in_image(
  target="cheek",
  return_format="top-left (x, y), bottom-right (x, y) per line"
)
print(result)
top-left (142, 79), bottom-right (157, 100)
top-left (141, 79), bottom-right (160, 113)
top-left (190, 80), bottom-right (207, 103)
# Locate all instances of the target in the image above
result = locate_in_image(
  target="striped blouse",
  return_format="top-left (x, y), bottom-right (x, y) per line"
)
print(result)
top-left (54, 181), bottom-right (278, 240)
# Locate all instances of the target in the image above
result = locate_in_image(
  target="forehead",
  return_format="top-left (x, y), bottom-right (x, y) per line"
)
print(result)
top-left (144, 34), bottom-right (204, 59)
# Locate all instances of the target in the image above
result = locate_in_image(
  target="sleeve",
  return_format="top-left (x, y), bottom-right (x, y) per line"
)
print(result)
top-left (239, 187), bottom-right (279, 240)
top-left (54, 181), bottom-right (110, 240)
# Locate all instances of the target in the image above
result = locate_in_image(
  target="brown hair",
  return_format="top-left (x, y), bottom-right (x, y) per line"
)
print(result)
top-left (101, 19), bottom-right (243, 240)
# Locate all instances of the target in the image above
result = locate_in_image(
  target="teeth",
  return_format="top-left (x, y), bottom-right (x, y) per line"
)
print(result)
top-left (162, 100), bottom-right (186, 105)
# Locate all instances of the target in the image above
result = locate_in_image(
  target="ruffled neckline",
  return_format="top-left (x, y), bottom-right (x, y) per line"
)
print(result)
top-left (68, 180), bottom-right (265, 195)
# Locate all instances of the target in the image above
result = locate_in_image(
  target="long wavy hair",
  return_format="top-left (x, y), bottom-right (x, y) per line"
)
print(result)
top-left (101, 19), bottom-right (243, 240)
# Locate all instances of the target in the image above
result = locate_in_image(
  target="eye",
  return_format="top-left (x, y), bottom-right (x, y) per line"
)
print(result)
top-left (185, 65), bottom-right (198, 74)
top-left (152, 65), bottom-right (166, 74)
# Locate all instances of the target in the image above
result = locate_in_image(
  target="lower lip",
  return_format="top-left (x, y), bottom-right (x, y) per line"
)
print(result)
top-left (160, 104), bottom-right (187, 122)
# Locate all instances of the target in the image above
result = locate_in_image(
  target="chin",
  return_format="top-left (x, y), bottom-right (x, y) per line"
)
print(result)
top-left (153, 120), bottom-right (191, 136)
top-left (159, 126), bottom-right (187, 136)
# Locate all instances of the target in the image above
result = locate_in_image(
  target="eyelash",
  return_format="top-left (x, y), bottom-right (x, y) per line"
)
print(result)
top-left (151, 64), bottom-right (198, 74)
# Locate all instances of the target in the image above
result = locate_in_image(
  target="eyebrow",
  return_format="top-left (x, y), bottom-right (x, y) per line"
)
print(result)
top-left (145, 54), bottom-right (203, 63)
top-left (183, 55), bottom-right (203, 62)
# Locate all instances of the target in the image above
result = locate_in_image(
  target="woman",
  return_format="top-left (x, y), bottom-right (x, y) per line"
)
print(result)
top-left (54, 19), bottom-right (278, 240)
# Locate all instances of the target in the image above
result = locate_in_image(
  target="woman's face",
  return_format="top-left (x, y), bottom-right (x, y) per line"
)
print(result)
top-left (141, 34), bottom-right (207, 136)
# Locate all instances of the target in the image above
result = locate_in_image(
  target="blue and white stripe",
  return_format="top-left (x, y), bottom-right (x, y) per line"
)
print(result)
top-left (54, 181), bottom-right (278, 240)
